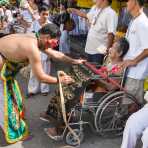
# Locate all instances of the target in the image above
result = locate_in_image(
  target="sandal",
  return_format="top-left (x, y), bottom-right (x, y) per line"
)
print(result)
top-left (44, 128), bottom-right (62, 141)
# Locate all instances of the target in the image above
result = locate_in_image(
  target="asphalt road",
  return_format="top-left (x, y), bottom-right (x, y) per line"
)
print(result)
top-left (0, 64), bottom-right (122, 148)
top-left (0, 93), bottom-right (122, 148)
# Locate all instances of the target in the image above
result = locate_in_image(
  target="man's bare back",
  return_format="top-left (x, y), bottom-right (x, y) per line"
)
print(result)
top-left (0, 32), bottom-right (81, 84)
top-left (0, 33), bottom-right (61, 84)
top-left (0, 33), bottom-right (38, 62)
top-left (0, 23), bottom-right (85, 84)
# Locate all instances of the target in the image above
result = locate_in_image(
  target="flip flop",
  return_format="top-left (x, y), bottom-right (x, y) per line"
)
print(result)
top-left (39, 112), bottom-right (57, 124)
top-left (44, 128), bottom-right (62, 141)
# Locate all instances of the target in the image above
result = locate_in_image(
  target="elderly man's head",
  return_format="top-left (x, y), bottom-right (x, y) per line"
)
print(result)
top-left (93, 0), bottom-right (112, 7)
top-left (127, 0), bottom-right (144, 13)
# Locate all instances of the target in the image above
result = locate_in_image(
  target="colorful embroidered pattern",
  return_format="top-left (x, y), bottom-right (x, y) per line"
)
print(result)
top-left (0, 61), bottom-right (28, 144)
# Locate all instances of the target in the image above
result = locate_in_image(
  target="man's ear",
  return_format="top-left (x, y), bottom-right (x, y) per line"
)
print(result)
top-left (119, 50), bottom-right (123, 58)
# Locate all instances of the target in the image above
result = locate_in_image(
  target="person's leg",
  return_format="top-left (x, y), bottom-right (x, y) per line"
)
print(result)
top-left (65, 31), bottom-right (70, 54)
top-left (124, 77), bottom-right (144, 105)
top-left (0, 80), bottom-right (5, 131)
top-left (142, 127), bottom-right (148, 148)
top-left (59, 30), bottom-right (70, 54)
top-left (28, 69), bottom-right (40, 95)
top-left (0, 61), bottom-right (29, 143)
top-left (40, 58), bottom-right (50, 95)
top-left (97, 54), bottom-right (105, 65)
top-left (121, 107), bottom-right (148, 148)
top-left (136, 79), bottom-right (144, 104)
top-left (0, 55), bottom-right (5, 129)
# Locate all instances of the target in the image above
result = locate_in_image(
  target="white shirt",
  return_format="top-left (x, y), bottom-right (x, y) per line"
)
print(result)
top-left (0, 8), bottom-right (4, 17)
top-left (125, 13), bottom-right (148, 80)
top-left (85, 6), bottom-right (118, 54)
top-left (21, 9), bottom-right (33, 33)
top-left (87, 5), bottom-right (100, 24)
top-left (43, 0), bottom-right (49, 5)
top-left (5, 9), bottom-right (13, 23)
top-left (21, 9), bottom-right (33, 22)
top-left (32, 19), bottom-right (41, 32)
top-left (31, 19), bottom-right (52, 32)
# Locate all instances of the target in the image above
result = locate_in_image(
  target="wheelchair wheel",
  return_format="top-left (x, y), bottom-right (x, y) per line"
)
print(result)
top-left (96, 91), bottom-right (116, 105)
top-left (95, 91), bottom-right (140, 137)
top-left (64, 126), bottom-right (84, 146)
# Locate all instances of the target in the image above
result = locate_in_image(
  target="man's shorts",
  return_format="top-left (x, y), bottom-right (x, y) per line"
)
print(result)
top-left (124, 77), bottom-right (144, 105)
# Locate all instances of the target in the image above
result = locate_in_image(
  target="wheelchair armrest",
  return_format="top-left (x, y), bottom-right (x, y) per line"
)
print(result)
top-left (108, 74), bottom-right (123, 79)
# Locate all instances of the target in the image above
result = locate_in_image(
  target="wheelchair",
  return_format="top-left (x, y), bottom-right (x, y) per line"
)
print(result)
top-left (49, 62), bottom-right (141, 146)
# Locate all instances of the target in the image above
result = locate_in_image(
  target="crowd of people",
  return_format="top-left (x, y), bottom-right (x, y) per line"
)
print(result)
top-left (1, 0), bottom-right (148, 148)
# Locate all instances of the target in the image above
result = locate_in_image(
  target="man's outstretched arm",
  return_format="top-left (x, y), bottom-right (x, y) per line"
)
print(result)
top-left (45, 48), bottom-right (85, 64)
top-left (133, 49), bottom-right (148, 64)
top-left (29, 48), bottom-right (72, 84)
top-left (67, 8), bottom-right (87, 19)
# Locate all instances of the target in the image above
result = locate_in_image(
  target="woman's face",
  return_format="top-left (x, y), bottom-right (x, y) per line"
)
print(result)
top-left (109, 42), bottom-right (120, 60)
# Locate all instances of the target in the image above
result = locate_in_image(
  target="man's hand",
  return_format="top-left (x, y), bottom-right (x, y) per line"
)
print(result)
top-left (58, 71), bottom-right (74, 84)
top-left (67, 8), bottom-right (76, 13)
top-left (60, 75), bottom-right (74, 84)
top-left (118, 60), bottom-right (137, 69)
top-left (67, 8), bottom-right (87, 19)
top-left (73, 59), bottom-right (86, 65)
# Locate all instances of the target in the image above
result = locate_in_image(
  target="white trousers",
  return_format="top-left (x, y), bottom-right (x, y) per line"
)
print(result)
top-left (28, 52), bottom-right (51, 94)
top-left (121, 106), bottom-right (148, 148)
top-left (59, 30), bottom-right (70, 54)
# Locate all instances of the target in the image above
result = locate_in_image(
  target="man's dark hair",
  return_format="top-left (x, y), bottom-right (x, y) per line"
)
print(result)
top-left (137, 0), bottom-right (144, 6)
top-left (38, 4), bottom-right (49, 13)
top-left (38, 23), bottom-right (61, 38)
top-left (5, 5), bottom-right (10, 9)
top-left (60, 1), bottom-right (68, 9)
top-left (116, 37), bottom-right (129, 58)
top-left (107, 0), bottom-right (112, 5)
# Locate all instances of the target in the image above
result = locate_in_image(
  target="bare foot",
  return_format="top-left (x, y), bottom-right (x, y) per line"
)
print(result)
top-left (46, 128), bottom-right (57, 136)
top-left (23, 133), bottom-right (34, 142)
top-left (44, 128), bottom-right (62, 141)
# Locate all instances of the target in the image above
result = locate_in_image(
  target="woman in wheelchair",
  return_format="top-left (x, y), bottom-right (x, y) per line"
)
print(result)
top-left (90, 37), bottom-right (129, 93)
top-left (41, 37), bottom-right (130, 140)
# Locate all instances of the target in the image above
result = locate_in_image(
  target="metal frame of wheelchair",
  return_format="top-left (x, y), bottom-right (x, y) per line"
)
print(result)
top-left (59, 66), bottom-right (141, 146)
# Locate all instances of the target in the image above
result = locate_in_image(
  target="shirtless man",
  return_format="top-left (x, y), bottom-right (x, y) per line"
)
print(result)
top-left (0, 23), bottom-right (84, 144)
